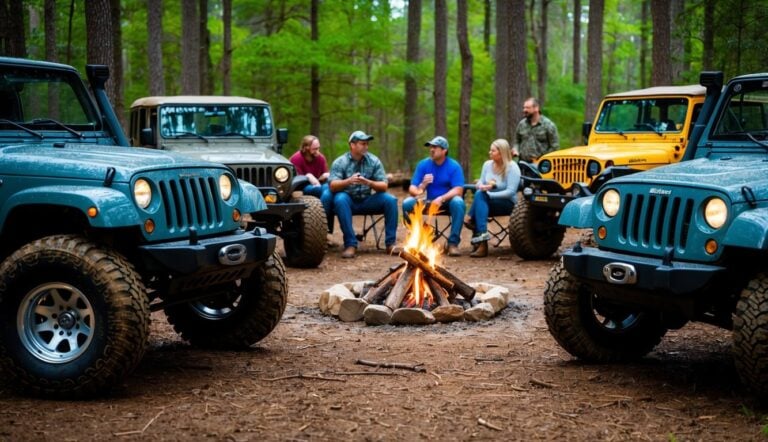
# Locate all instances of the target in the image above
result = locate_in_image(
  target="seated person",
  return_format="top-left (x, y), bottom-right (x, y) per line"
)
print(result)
top-left (465, 139), bottom-right (521, 257)
top-left (402, 136), bottom-right (465, 256)
top-left (290, 135), bottom-right (333, 234)
top-left (328, 130), bottom-right (398, 259)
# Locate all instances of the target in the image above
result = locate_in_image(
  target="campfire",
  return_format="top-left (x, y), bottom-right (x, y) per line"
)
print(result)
top-left (319, 201), bottom-right (511, 326)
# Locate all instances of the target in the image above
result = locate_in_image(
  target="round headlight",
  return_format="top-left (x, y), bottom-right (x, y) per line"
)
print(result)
top-left (704, 197), bottom-right (727, 229)
top-left (538, 160), bottom-right (552, 174)
top-left (219, 174), bottom-right (233, 201)
top-left (133, 178), bottom-right (152, 209)
top-left (587, 160), bottom-right (601, 177)
top-left (274, 166), bottom-right (290, 183)
top-left (602, 189), bottom-right (621, 217)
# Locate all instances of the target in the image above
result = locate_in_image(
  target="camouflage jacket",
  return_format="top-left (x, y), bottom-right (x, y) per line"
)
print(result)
top-left (514, 115), bottom-right (560, 162)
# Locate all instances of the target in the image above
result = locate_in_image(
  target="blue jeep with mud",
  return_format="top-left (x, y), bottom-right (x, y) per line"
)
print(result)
top-left (0, 57), bottom-right (287, 398)
top-left (545, 71), bottom-right (768, 395)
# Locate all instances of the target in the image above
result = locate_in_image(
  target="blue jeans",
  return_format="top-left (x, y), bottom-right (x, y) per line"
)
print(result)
top-left (467, 191), bottom-right (515, 234)
top-left (304, 183), bottom-right (334, 233)
top-left (402, 196), bottom-right (465, 246)
top-left (334, 191), bottom-right (398, 248)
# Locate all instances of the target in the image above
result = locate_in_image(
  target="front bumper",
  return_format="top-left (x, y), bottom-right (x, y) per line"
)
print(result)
top-left (562, 245), bottom-right (726, 295)
top-left (139, 227), bottom-right (277, 275)
top-left (521, 177), bottom-right (589, 210)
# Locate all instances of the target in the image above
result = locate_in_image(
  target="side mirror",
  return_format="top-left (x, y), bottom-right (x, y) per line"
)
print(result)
top-left (276, 128), bottom-right (288, 154)
top-left (140, 127), bottom-right (156, 147)
top-left (581, 122), bottom-right (591, 139)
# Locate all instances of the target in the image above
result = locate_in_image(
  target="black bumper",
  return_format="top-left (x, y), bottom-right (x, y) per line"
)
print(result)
top-left (521, 177), bottom-right (588, 210)
top-left (562, 246), bottom-right (727, 295)
top-left (256, 201), bottom-right (306, 221)
top-left (139, 228), bottom-right (277, 275)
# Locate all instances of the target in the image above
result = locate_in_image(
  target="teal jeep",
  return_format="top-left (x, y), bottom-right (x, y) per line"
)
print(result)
top-left (544, 71), bottom-right (768, 394)
top-left (0, 57), bottom-right (287, 398)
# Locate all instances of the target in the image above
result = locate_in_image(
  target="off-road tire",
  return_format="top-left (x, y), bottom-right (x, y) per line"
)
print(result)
top-left (0, 235), bottom-right (149, 398)
top-left (544, 260), bottom-right (667, 362)
top-left (733, 272), bottom-right (768, 396)
top-left (508, 199), bottom-right (566, 260)
top-left (282, 195), bottom-right (326, 268)
top-left (165, 251), bottom-right (287, 349)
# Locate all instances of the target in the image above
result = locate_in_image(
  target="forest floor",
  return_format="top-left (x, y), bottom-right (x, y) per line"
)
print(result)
top-left (1, 189), bottom-right (767, 441)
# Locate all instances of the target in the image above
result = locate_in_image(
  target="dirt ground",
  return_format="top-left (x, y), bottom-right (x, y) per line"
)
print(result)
top-left (1, 189), bottom-right (767, 441)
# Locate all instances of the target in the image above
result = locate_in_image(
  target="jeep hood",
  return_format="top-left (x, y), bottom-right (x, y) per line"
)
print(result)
top-left (161, 141), bottom-right (291, 165)
top-left (612, 157), bottom-right (768, 203)
top-left (0, 144), bottom-right (226, 182)
top-left (543, 140), bottom-right (682, 166)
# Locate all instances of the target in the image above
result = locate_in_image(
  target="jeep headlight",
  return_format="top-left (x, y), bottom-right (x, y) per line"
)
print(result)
top-left (219, 174), bottom-right (233, 201)
top-left (274, 166), bottom-right (290, 183)
top-left (133, 178), bottom-right (152, 209)
top-left (602, 189), bottom-right (621, 217)
top-left (704, 197), bottom-right (727, 229)
top-left (538, 159), bottom-right (552, 174)
top-left (587, 160), bottom-right (601, 178)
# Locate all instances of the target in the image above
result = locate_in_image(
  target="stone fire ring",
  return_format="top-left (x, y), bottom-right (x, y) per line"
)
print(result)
top-left (318, 281), bottom-right (510, 326)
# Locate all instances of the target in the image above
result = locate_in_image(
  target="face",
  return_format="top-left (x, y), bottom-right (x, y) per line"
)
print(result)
top-left (429, 145), bottom-right (446, 161)
top-left (523, 100), bottom-right (538, 118)
top-left (309, 139), bottom-right (321, 157)
top-left (489, 144), bottom-right (501, 161)
top-left (350, 140), bottom-right (369, 158)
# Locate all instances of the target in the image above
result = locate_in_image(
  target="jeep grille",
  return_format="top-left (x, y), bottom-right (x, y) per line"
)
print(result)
top-left (615, 190), bottom-right (695, 254)
top-left (552, 158), bottom-right (588, 187)
top-left (233, 166), bottom-right (274, 188)
top-left (158, 177), bottom-right (223, 230)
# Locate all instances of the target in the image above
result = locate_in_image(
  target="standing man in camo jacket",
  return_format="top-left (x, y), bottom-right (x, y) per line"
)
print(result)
top-left (512, 97), bottom-right (560, 163)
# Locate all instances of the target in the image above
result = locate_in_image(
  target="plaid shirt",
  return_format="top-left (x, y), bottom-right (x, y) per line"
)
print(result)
top-left (514, 115), bottom-right (560, 161)
top-left (329, 152), bottom-right (388, 202)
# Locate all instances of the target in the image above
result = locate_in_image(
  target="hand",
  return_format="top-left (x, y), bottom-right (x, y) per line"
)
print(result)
top-left (432, 196), bottom-right (443, 207)
top-left (420, 174), bottom-right (434, 189)
top-left (319, 172), bottom-right (330, 182)
top-left (307, 173), bottom-right (320, 186)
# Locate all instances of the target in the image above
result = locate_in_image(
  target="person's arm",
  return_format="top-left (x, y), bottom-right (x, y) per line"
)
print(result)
top-left (408, 162), bottom-right (427, 197)
top-left (549, 122), bottom-right (560, 150)
top-left (488, 163), bottom-right (521, 200)
top-left (305, 173), bottom-right (320, 186)
top-left (318, 155), bottom-right (330, 182)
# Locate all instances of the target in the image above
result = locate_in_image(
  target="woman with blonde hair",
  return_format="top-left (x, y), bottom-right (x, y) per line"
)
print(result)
top-left (464, 139), bottom-right (521, 257)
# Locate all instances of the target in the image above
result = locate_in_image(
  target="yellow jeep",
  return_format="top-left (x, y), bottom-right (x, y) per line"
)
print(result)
top-left (509, 85), bottom-right (706, 259)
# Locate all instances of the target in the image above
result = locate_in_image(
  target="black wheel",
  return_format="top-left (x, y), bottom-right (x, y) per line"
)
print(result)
top-left (165, 251), bottom-right (287, 349)
top-left (508, 199), bottom-right (566, 259)
top-left (0, 235), bottom-right (149, 398)
top-left (282, 195), bottom-right (327, 268)
top-left (733, 273), bottom-right (768, 396)
top-left (544, 260), bottom-right (667, 362)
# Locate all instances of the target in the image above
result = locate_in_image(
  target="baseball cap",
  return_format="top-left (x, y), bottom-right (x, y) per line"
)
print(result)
top-left (348, 130), bottom-right (374, 143)
top-left (424, 136), bottom-right (449, 149)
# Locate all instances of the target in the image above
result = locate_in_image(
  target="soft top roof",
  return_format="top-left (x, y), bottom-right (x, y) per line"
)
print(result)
top-left (130, 95), bottom-right (269, 108)
top-left (605, 84), bottom-right (706, 98)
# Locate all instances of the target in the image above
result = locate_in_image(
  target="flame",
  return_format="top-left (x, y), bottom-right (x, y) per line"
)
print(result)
top-left (402, 200), bottom-right (442, 309)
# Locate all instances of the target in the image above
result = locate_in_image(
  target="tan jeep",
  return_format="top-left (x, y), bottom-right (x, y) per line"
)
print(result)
top-left (510, 85), bottom-right (706, 259)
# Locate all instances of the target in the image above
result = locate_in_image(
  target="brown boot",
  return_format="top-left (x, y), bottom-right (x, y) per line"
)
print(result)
top-left (470, 241), bottom-right (488, 258)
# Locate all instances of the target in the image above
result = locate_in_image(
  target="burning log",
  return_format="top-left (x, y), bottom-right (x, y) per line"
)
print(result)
top-left (363, 274), bottom-right (398, 304)
top-left (436, 264), bottom-right (476, 302)
top-left (426, 277), bottom-right (450, 307)
top-left (384, 264), bottom-right (417, 311)
top-left (398, 249), bottom-right (454, 291)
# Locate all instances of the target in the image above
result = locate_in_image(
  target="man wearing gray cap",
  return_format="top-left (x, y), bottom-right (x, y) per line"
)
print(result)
top-left (328, 130), bottom-right (398, 259)
top-left (402, 135), bottom-right (465, 256)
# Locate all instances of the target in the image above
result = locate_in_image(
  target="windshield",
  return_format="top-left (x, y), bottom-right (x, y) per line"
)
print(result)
top-left (711, 87), bottom-right (768, 140)
top-left (0, 66), bottom-right (99, 129)
top-left (159, 104), bottom-right (273, 138)
top-left (595, 97), bottom-right (689, 133)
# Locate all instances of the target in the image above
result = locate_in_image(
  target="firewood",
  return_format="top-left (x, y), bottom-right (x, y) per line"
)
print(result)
top-left (355, 359), bottom-right (426, 373)
top-left (384, 264), bottom-right (416, 310)
top-left (362, 274), bottom-right (397, 304)
top-left (426, 277), bottom-right (450, 307)
top-left (398, 249), bottom-right (454, 291)
top-left (435, 264), bottom-right (476, 301)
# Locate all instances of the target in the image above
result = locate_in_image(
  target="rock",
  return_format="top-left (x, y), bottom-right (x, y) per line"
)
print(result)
top-left (338, 298), bottom-right (368, 322)
top-left (482, 285), bottom-right (510, 304)
top-left (364, 304), bottom-right (393, 325)
top-left (432, 305), bottom-right (465, 323)
top-left (391, 308), bottom-right (436, 325)
top-left (477, 292), bottom-right (506, 313)
top-left (464, 302), bottom-right (495, 321)
top-left (344, 280), bottom-right (374, 297)
top-left (318, 284), bottom-right (355, 316)
top-left (471, 282), bottom-right (494, 294)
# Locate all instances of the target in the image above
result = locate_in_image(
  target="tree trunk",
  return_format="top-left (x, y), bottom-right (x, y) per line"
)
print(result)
top-left (508, 0), bottom-right (528, 137)
top-left (147, 0), bottom-right (165, 96)
top-left (181, 0), bottom-right (200, 95)
top-left (310, 0), bottom-right (320, 135)
top-left (110, 0), bottom-right (125, 128)
top-left (702, 0), bottom-right (714, 70)
top-left (44, 0), bottom-right (58, 118)
top-left (222, 0), bottom-right (231, 95)
top-left (199, 0), bottom-right (213, 94)
top-left (483, 0), bottom-right (491, 53)
top-left (585, 0), bottom-right (603, 122)
top-left (640, 0), bottom-right (649, 88)
top-left (670, 0), bottom-right (684, 82)
top-left (434, 0), bottom-right (447, 136)
top-left (0, 0), bottom-right (26, 57)
top-left (457, 0), bottom-right (473, 180)
top-left (650, 0), bottom-right (671, 86)
top-left (404, 0), bottom-right (421, 171)
top-left (494, 0), bottom-right (509, 138)
top-left (534, 0), bottom-right (549, 105)
top-left (66, 0), bottom-right (74, 64)
top-left (572, 0), bottom-right (581, 84)
top-left (85, 0), bottom-right (118, 103)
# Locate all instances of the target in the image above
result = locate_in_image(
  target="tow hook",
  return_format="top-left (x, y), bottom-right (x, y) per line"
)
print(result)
top-left (602, 262), bottom-right (637, 285)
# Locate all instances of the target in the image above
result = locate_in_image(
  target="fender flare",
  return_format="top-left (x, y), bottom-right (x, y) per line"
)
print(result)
top-left (558, 196), bottom-right (595, 228)
top-left (723, 208), bottom-right (768, 249)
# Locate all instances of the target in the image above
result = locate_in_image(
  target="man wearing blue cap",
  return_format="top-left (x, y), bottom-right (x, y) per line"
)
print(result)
top-left (328, 130), bottom-right (398, 259)
top-left (402, 135), bottom-right (465, 256)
